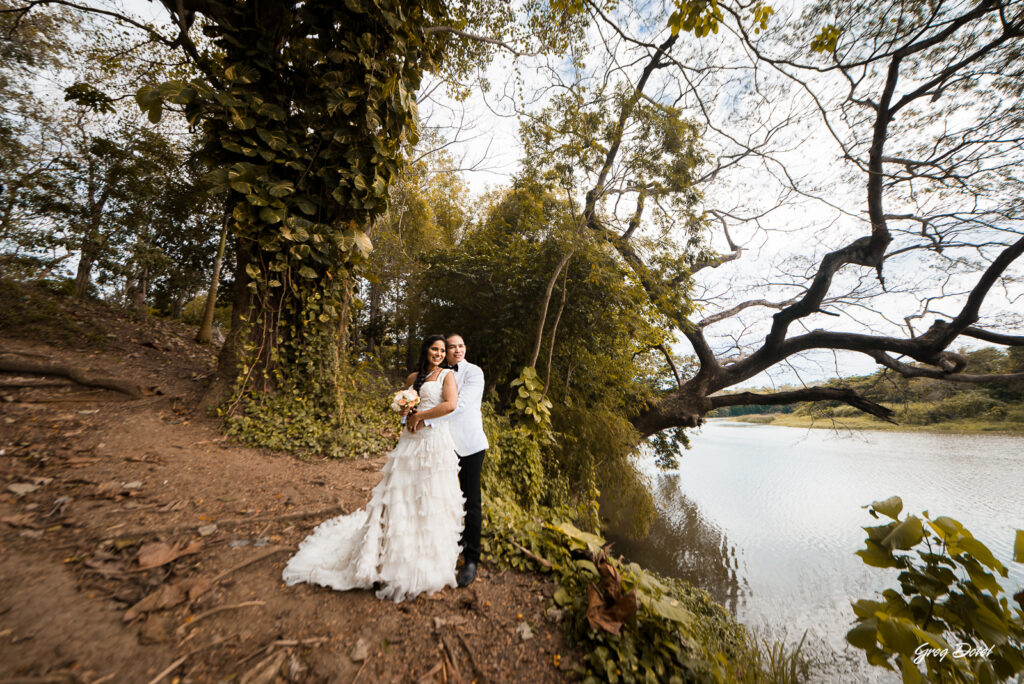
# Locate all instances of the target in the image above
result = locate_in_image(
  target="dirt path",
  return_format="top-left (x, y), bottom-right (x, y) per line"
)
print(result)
top-left (0, 290), bottom-right (577, 683)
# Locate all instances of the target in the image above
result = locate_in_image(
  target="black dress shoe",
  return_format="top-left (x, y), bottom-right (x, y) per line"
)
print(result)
top-left (457, 561), bottom-right (478, 588)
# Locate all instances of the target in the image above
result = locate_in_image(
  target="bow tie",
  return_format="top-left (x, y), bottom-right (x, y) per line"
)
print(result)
top-left (449, 363), bottom-right (459, 372)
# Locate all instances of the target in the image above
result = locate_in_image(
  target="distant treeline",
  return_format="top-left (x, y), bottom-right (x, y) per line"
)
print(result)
top-left (711, 346), bottom-right (1024, 426)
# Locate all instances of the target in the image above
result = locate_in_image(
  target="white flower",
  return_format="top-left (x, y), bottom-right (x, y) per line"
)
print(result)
top-left (391, 388), bottom-right (420, 412)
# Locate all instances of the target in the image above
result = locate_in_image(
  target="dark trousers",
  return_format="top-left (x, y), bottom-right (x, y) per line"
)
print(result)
top-left (458, 449), bottom-right (485, 563)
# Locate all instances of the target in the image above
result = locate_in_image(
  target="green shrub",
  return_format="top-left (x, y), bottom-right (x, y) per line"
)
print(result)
top-left (483, 496), bottom-right (805, 683)
top-left (848, 496), bottom-right (1024, 682)
top-left (181, 293), bottom-right (231, 328)
top-left (222, 360), bottom-right (397, 459)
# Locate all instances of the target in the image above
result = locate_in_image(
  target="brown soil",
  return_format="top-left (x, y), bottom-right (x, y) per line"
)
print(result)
top-left (0, 286), bottom-right (579, 683)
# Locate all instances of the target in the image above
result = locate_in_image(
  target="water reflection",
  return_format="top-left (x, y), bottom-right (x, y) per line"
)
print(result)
top-left (606, 474), bottom-right (747, 614)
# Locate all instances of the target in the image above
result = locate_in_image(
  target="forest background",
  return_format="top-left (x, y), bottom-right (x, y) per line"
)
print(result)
top-left (2, 0), bottom-right (1024, 533)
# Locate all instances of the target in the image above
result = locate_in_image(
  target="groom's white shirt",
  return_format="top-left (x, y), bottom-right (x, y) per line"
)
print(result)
top-left (433, 360), bottom-right (489, 456)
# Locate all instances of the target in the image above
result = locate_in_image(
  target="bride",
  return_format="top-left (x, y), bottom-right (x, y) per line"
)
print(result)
top-left (282, 335), bottom-right (464, 602)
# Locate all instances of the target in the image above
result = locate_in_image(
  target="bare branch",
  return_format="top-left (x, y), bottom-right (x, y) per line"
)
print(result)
top-left (710, 387), bottom-right (896, 423)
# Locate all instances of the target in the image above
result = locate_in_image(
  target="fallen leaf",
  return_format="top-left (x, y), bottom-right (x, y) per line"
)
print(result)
top-left (95, 481), bottom-right (122, 498)
top-left (7, 483), bottom-right (39, 496)
top-left (124, 583), bottom-right (186, 622)
top-left (349, 638), bottom-right (369, 663)
top-left (2, 513), bottom-right (38, 528)
top-left (136, 539), bottom-right (203, 570)
top-left (182, 576), bottom-right (213, 602)
top-left (515, 621), bottom-right (534, 641)
top-left (583, 549), bottom-right (639, 635)
top-left (138, 615), bottom-right (173, 644)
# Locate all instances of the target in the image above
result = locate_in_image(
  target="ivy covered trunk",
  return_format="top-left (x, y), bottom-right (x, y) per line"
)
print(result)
top-left (140, 0), bottom-right (443, 455)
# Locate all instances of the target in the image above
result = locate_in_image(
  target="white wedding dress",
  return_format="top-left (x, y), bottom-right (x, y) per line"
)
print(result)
top-left (282, 369), bottom-right (464, 602)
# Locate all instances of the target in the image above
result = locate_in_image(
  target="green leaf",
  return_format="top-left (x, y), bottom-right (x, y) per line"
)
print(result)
top-left (353, 231), bottom-right (373, 256)
top-left (266, 180), bottom-right (294, 198)
top-left (878, 617), bottom-right (918, 657)
top-left (257, 102), bottom-right (287, 121)
top-left (298, 265), bottom-right (317, 279)
top-left (847, 618), bottom-right (879, 650)
top-left (958, 537), bottom-right (1005, 574)
top-left (259, 206), bottom-right (286, 224)
top-left (646, 595), bottom-right (693, 626)
top-left (928, 516), bottom-right (963, 541)
top-left (872, 496), bottom-right (904, 521)
top-left (552, 586), bottom-right (570, 606)
top-left (883, 516), bottom-right (924, 551)
top-left (256, 127), bottom-right (288, 151)
top-left (897, 653), bottom-right (924, 684)
top-left (850, 599), bottom-right (886, 620)
top-left (1015, 530), bottom-right (1024, 563)
top-left (856, 540), bottom-right (901, 568)
top-left (135, 85), bottom-right (160, 111)
top-left (224, 64), bottom-right (260, 84)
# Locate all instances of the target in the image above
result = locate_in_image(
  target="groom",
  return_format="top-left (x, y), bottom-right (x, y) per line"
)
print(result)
top-left (440, 333), bottom-right (488, 587)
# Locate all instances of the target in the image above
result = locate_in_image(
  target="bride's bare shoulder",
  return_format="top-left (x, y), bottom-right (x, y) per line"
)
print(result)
top-left (404, 371), bottom-right (418, 388)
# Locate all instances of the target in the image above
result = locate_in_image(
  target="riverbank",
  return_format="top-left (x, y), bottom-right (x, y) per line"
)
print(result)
top-left (724, 413), bottom-right (1024, 433)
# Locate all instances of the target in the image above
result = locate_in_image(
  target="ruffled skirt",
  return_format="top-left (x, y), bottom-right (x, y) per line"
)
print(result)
top-left (282, 423), bottom-right (464, 602)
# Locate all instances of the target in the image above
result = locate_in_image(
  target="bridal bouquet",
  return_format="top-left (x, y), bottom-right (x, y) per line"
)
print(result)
top-left (390, 388), bottom-right (420, 413)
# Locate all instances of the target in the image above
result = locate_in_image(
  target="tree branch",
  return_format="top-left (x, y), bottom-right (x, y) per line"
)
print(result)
top-left (868, 351), bottom-right (1024, 384)
top-left (710, 388), bottom-right (896, 423)
top-left (962, 327), bottom-right (1024, 346)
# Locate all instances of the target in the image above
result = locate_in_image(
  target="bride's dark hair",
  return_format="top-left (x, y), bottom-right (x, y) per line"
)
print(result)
top-left (413, 334), bottom-right (447, 393)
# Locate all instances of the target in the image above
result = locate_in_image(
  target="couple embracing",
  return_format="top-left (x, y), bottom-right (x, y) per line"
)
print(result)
top-left (282, 333), bottom-right (487, 602)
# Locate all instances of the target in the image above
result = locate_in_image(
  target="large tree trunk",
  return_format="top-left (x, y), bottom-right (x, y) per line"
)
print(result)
top-left (196, 213), bottom-right (228, 344)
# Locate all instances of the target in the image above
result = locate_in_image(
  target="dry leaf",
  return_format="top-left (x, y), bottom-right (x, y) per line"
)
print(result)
top-left (138, 615), bottom-right (173, 644)
top-left (584, 550), bottom-right (639, 635)
top-left (95, 481), bottom-right (122, 498)
top-left (2, 513), bottom-right (39, 528)
top-left (182, 576), bottom-right (213, 602)
top-left (136, 539), bottom-right (203, 570)
top-left (125, 584), bottom-right (186, 622)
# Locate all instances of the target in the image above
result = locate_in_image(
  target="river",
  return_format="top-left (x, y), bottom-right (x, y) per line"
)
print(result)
top-left (606, 420), bottom-right (1024, 682)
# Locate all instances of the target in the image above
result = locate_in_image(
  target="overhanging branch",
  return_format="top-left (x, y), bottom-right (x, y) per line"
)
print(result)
top-left (710, 387), bottom-right (896, 422)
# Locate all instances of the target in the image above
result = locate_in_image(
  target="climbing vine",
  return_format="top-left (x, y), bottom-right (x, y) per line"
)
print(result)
top-left (137, 1), bottom-right (447, 454)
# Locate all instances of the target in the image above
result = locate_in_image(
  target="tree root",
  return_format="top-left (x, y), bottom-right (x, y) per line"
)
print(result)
top-left (176, 601), bottom-right (265, 636)
top-left (0, 357), bottom-right (142, 398)
top-left (112, 504), bottom-right (345, 540)
top-left (210, 546), bottom-right (292, 587)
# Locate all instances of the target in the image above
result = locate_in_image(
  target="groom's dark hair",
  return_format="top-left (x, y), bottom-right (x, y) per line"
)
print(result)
top-left (444, 332), bottom-right (462, 341)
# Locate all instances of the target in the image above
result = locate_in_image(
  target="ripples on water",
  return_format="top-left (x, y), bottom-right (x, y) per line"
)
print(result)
top-left (605, 421), bottom-right (1024, 683)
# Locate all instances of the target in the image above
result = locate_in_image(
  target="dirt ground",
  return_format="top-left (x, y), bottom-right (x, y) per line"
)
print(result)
top-left (0, 289), bottom-right (579, 683)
